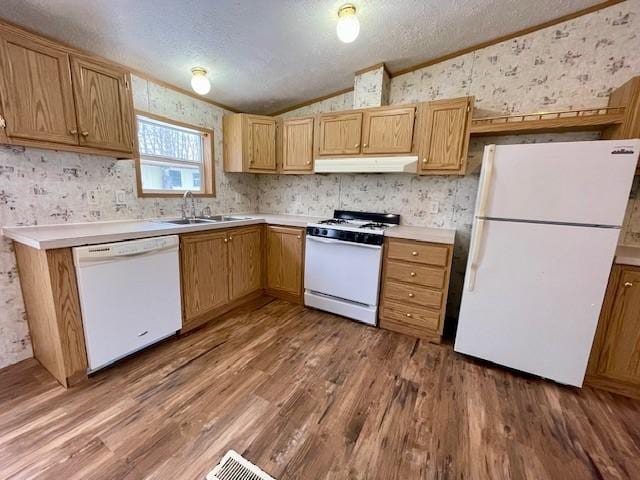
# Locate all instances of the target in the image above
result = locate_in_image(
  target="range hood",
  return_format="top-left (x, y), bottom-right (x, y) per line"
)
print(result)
top-left (314, 156), bottom-right (418, 173)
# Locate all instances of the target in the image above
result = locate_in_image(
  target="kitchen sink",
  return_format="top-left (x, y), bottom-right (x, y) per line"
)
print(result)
top-left (155, 215), bottom-right (253, 225)
top-left (157, 218), bottom-right (218, 225)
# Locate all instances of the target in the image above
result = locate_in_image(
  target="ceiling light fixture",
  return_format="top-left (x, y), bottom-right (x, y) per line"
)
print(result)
top-left (190, 67), bottom-right (211, 95)
top-left (336, 4), bottom-right (360, 43)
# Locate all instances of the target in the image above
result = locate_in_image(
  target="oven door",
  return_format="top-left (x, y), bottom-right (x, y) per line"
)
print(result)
top-left (304, 235), bottom-right (383, 306)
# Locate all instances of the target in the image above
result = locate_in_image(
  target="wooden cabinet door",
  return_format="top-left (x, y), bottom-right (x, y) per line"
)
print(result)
top-left (228, 226), bottom-right (263, 301)
top-left (246, 116), bottom-right (276, 171)
top-left (281, 117), bottom-right (314, 172)
top-left (70, 56), bottom-right (134, 153)
top-left (0, 30), bottom-right (78, 145)
top-left (591, 265), bottom-right (640, 391)
top-left (361, 107), bottom-right (415, 154)
top-left (417, 97), bottom-right (472, 175)
top-left (266, 226), bottom-right (304, 299)
top-left (180, 231), bottom-right (229, 327)
top-left (317, 112), bottom-right (363, 156)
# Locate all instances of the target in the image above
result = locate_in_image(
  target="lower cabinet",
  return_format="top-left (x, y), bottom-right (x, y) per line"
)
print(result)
top-left (379, 238), bottom-right (453, 343)
top-left (180, 226), bottom-right (263, 332)
top-left (586, 263), bottom-right (640, 399)
top-left (265, 225), bottom-right (305, 303)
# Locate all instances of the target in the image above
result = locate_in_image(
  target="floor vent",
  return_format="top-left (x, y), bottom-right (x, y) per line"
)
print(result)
top-left (206, 450), bottom-right (275, 480)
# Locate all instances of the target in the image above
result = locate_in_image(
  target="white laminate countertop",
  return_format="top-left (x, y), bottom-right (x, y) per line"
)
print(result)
top-left (384, 225), bottom-right (456, 245)
top-left (615, 245), bottom-right (640, 266)
top-left (1, 213), bottom-right (457, 250)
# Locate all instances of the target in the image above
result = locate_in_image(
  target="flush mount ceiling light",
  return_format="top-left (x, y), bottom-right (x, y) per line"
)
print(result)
top-left (336, 4), bottom-right (360, 43)
top-left (190, 67), bottom-right (211, 95)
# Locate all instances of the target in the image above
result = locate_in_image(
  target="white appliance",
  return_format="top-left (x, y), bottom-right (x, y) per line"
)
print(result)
top-left (73, 235), bottom-right (182, 372)
top-left (304, 210), bottom-right (400, 325)
top-left (455, 140), bottom-right (640, 387)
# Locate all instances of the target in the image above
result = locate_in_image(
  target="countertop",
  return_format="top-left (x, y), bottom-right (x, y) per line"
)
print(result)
top-left (2, 213), bottom-right (457, 250)
top-left (615, 245), bottom-right (640, 266)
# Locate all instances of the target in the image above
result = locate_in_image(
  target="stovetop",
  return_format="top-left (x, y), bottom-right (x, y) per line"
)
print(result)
top-left (306, 210), bottom-right (401, 245)
top-left (315, 218), bottom-right (395, 233)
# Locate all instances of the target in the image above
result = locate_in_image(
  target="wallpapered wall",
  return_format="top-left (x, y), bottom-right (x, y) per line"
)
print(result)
top-left (259, 0), bottom-right (640, 324)
top-left (0, 0), bottom-right (639, 370)
top-left (0, 76), bottom-right (258, 368)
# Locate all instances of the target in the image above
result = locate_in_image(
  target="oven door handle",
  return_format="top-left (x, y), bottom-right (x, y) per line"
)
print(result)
top-left (306, 235), bottom-right (382, 250)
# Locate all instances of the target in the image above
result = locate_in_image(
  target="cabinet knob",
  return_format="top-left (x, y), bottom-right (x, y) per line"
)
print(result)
top-left (408, 293), bottom-right (415, 298)
top-left (224, 238), bottom-right (228, 243)
top-left (69, 129), bottom-right (78, 135)
top-left (81, 131), bottom-right (89, 137)
top-left (354, 143), bottom-right (360, 148)
top-left (422, 158), bottom-right (428, 164)
top-left (229, 236), bottom-right (233, 241)
top-left (406, 313), bottom-right (412, 318)
top-left (296, 235), bottom-right (301, 239)
top-left (410, 272), bottom-right (416, 277)
top-left (624, 281), bottom-right (633, 287)
top-left (305, 161), bottom-right (311, 165)
top-left (363, 143), bottom-right (368, 148)
top-left (412, 251), bottom-right (418, 256)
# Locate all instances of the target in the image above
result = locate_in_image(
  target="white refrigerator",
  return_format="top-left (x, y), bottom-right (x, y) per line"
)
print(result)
top-left (454, 139), bottom-right (640, 387)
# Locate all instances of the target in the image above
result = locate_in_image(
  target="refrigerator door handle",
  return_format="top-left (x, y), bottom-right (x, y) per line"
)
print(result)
top-left (476, 144), bottom-right (496, 219)
top-left (466, 145), bottom-right (495, 291)
top-left (466, 218), bottom-right (485, 291)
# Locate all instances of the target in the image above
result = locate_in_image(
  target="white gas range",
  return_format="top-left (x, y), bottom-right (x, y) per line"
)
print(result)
top-left (304, 210), bottom-right (400, 326)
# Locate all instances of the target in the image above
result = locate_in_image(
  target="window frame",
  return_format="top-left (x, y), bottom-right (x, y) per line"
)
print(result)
top-left (134, 110), bottom-right (216, 197)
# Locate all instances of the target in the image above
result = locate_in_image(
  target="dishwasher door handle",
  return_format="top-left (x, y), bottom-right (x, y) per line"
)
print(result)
top-left (306, 235), bottom-right (382, 250)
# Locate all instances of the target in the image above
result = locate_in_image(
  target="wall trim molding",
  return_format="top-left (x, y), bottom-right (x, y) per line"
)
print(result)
top-left (268, 0), bottom-right (625, 116)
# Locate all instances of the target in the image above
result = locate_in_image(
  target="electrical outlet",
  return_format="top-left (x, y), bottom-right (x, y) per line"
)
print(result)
top-left (115, 190), bottom-right (126, 205)
top-left (429, 201), bottom-right (439, 214)
top-left (87, 190), bottom-right (98, 206)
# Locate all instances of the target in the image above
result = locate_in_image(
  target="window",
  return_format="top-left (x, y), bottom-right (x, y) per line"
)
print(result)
top-left (135, 113), bottom-right (215, 196)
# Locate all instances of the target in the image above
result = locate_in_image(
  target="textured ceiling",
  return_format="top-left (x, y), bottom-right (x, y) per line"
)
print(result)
top-left (0, 0), bottom-right (606, 113)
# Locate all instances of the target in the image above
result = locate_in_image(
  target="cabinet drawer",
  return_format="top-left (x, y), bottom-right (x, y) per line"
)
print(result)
top-left (383, 281), bottom-right (442, 309)
top-left (385, 261), bottom-right (446, 288)
top-left (380, 301), bottom-right (440, 337)
top-left (387, 239), bottom-right (449, 267)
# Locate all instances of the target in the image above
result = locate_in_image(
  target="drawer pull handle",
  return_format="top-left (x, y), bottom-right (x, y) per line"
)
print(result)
top-left (138, 330), bottom-right (148, 337)
top-left (406, 313), bottom-right (412, 318)
top-left (410, 272), bottom-right (416, 277)
top-left (412, 251), bottom-right (418, 256)
top-left (69, 129), bottom-right (78, 135)
top-left (408, 293), bottom-right (415, 298)
top-left (624, 281), bottom-right (633, 287)
top-left (80, 131), bottom-right (89, 137)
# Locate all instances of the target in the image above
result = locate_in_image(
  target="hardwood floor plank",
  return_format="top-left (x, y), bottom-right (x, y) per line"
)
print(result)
top-left (0, 299), bottom-right (639, 479)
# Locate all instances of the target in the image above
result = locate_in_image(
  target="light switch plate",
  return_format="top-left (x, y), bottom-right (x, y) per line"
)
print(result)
top-left (87, 190), bottom-right (98, 206)
top-left (115, 190), bottom-right (126, 205)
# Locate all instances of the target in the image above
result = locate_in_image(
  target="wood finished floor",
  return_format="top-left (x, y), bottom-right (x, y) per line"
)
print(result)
top-left (1, 298), bottom-right (639, 480)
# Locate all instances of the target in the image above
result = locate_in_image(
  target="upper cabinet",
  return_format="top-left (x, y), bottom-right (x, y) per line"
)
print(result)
top-left (70, 56), bottom-right (134, 153)
top-left (278, 116), bottom-right (314, 173)
top-left (0, 23), bottom-right (136, 158)
top-left (361, 107), bottom-right (415, 154)
top-left (223, 113), bottom-right (277, 173)
top-left (0, 30), bottom-right (78, 146)
top-left (0, 23), bottom-right (134, 158)
top-left (417, 96), bottom-right (473, 175)
top-left (317, 112), bottom-right (363, 156)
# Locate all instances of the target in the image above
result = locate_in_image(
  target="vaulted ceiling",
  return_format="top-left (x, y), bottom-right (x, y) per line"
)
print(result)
top-left (0, 0), bottom-right (607, 113)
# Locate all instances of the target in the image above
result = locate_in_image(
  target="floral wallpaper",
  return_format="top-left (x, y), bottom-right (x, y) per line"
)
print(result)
top-left (0, 76), bottom-right (258, 369)
top-left (261, 0), bottom-right (640, 324)
top-left (1, 0), bottom-right (639, 370)
top-left (353, 65), bottom-right (390, 108)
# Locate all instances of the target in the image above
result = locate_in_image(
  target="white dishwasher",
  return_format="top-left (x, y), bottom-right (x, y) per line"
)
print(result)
top-left (73, 235), bottom-right (182, 372)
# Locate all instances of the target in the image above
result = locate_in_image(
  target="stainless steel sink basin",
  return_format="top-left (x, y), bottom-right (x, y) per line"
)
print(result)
top-left (157, 218), bottom-right (218, 225)
top-left (155, 215), bottom-right (252, 225)
top-left (203, 215), bottom-right (252, 222)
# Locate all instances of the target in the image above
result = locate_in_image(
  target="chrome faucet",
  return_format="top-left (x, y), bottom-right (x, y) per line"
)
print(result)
top-left (182, 190), bottom-right (196, 220)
